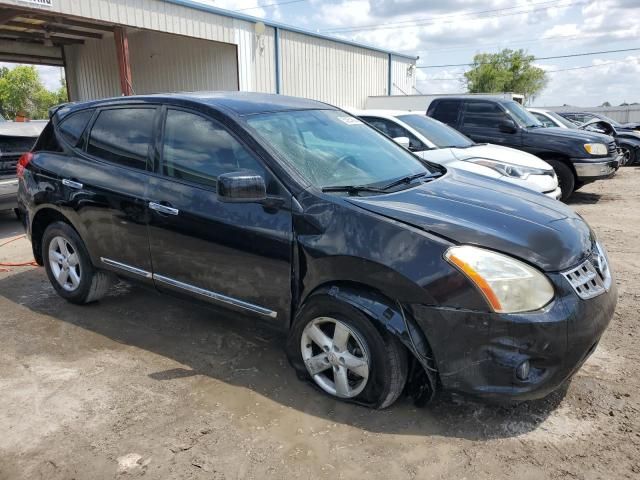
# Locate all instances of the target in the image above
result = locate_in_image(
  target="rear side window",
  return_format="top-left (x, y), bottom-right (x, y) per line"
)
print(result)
top-left (462, 102), bottom-right (506, 128)
top-left (361, 116), bottom-right (427, 151)
top-left (58, 109), bottom-right (94, 147)
top-left (429, 100), bottom-right (461, 126)
top-left (531, 112), bottom-right (555, 128)
top-left (87, 108), bottom-right (155, 170)
top-left (161, 109), bottom-right (265, 188)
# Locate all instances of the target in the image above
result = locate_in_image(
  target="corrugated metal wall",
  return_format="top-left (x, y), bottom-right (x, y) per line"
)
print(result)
top-left (65, 31), bottom-right (239, 101)
top-left (1, 0), bottom-right (415, 105)
top-left (279, 30), bottom-right (389, 109)
top-left (390, 56), bottom-right (417, 96)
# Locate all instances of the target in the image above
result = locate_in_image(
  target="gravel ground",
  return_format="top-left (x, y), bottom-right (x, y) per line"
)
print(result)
top-left (1, 167), bottom-right (639, 480)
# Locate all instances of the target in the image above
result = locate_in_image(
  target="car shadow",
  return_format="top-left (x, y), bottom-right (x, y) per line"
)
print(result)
top-left (567, 191), bottom-right (602, 205)
top-left (0, 268), bottom-right (568, 441)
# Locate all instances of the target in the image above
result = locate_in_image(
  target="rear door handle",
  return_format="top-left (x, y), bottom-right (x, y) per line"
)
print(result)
top-left (149, 202), bottom-right (179, 216)
top-left (62, 179), bottom-right (83, 189)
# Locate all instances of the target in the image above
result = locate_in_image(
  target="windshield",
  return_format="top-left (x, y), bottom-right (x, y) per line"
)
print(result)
top-left (397, 114), bottom-right (474, 148)
top-left (246, 109), bottom-right (434, 189)
top-left (546, 111), bottom-right (578, 128)
top-left (503, 101), bottom-right (542, 128)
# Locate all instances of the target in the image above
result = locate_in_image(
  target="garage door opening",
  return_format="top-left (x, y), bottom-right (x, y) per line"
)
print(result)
top-left (0, 5), bottom-right (240, 103)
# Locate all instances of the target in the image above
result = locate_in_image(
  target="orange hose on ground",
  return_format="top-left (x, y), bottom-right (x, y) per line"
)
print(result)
top-left (0, 234), bottom-right (39, 270)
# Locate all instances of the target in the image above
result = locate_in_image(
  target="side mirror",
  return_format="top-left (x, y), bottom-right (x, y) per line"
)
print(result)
top-left (217, 171), bottom-right (267, 203)
top-left (393, 136), bottom-right (411, 149)
top-left (498, 119), bottom-right (518, 134)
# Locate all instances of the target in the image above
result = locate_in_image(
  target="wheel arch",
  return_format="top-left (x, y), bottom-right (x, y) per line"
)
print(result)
top-left (535, 151), bottom-right (577, 176)
top-left (293, 282), bottom-right (439, 404)
top-left (30, 207), bottom-right (82, 266)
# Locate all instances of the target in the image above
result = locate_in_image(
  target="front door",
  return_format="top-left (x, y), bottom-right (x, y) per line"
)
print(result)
top-left (147, 107), bottom-right (293, 324)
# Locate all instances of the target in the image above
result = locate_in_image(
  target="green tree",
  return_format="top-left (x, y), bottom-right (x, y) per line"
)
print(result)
top-left (0, 65), bottom-right (67, 120)
top-left (464, 49), bottom-right (548, 104)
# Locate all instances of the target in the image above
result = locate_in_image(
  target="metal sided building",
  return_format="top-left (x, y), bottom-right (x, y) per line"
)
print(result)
top-left (0, 0), bottom-right (417, 108)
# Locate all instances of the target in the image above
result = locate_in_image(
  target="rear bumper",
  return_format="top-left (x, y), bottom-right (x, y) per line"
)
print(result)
top-left (411, 273), bottom-right (617, 401)
top-left (0, 176), bottom-right (18, 210)
top-left (572, 156), bottom-right (619, 181)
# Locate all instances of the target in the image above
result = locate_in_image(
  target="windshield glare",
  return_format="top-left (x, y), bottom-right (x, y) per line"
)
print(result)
top-left (246, 109), bottom-right (433, 189)
top-left (398, 114), bottom-right (474, 148)
top-left (504, 101), bottom-right (542, 128)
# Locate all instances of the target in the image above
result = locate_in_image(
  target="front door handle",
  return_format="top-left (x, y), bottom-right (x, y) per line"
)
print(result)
top-left (149, 202), bottom-right (179, 216)
top-left (62, 178), bottom-right (83, 189)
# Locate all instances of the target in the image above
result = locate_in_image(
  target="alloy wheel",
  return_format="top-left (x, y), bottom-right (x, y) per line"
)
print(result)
top-left (300, 316), bottom-right (370, 398)
top-left (48, 236), bottom-right (81, 292)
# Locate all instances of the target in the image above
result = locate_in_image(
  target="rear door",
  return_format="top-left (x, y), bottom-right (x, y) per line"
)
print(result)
top-left (63, 105), bottom-right (157, 281)
top-left (147, 107), bottom-right (293, 324)
top-left (460, 100), bottom-right (522, 147)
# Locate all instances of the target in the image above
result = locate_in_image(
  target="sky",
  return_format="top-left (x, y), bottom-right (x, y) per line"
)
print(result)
top-left (8, 0), bottom-right (640, 106)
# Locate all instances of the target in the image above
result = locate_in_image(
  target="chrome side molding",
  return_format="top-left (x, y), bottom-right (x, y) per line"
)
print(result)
top-left (153, 273), bottom-right (278, 318)
top-left (101, 257), bottom-right (152, 278)
top-left (100, 257), bottom-right (277, 319)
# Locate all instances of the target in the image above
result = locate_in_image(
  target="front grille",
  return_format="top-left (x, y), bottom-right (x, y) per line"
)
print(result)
top-left (562, 243), bottom-right (612, 300)
top-left (0, 154), bottom-right (20, 176)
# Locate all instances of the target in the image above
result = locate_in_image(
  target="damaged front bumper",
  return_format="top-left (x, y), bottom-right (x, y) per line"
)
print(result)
top-left (410, 273), bottom-right (617, 401)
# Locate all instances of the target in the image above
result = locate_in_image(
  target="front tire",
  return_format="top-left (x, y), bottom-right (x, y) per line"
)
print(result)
top-left (547, 160), bottom-right (575, 202)
top-left (288, 295), bottom-right (408, 409)
top-left (42, 221), bottom-right (112, 304)
top-left (619, 145), bottom-right (637, 166)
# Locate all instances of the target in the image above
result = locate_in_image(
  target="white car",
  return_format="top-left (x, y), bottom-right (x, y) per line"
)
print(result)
top-left (351, 109), bottom-right (561, 200)
top-left (527, 108), bottom-right (579, 129)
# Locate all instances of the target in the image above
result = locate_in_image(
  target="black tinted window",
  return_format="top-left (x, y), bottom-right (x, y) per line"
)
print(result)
top-left (429, 100), bottom-right (461, 126)
top-left (87, 108), bottom-right (155, 169)
top-left (58, 109), bottom-right (94, 146)
top-left (162, 109), bottom-right (264, 188)
top-left (462, 102), bottom-right (506, 128)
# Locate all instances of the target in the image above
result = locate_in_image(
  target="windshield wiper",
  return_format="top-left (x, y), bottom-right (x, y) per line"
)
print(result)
top-left (321, 185), bottom-right (386, 195)
top-left (380, 171), bottom-right (434, 191)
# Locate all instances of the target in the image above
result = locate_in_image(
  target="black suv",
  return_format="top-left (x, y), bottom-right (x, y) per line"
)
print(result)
top-left (427, 97), bottom-right (620, 201)
top-left (17, 93), bottom-right (616, 408)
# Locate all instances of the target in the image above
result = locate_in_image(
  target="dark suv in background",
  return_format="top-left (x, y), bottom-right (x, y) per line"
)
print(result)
top-left (427, 97), bottom-right (620, 201)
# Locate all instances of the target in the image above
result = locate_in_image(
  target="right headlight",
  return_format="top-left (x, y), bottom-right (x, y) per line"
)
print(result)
top-left (465, 158), bottom-right (549, 179)
top-left (584, 143), bottom-right (608, 155)
top-left (445, 245), bottom-right (555, 313)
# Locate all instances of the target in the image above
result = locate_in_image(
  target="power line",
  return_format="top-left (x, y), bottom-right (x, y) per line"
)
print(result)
top-left (417, 47), bottom-right (640, 68)
top-left (236, 0), bottom-right (307, 11)
top-left (322, 0), bottom-right (583, 33)
top-left (424, 58), bottom-right (639, 81)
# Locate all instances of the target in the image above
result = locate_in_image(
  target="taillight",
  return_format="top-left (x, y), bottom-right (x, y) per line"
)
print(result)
top-left (16, 152), bottom-right (33, 178)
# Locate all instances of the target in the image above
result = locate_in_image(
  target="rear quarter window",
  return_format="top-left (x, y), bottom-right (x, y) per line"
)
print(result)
top-left (57, 109), bottom-right (95, 147)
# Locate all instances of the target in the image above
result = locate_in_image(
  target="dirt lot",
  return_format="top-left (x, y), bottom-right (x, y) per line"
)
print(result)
top-left (1, 168), bottom-right (639, 480)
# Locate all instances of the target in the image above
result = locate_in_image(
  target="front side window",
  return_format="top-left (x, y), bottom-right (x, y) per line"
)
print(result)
top-left (87, 108), bottom-right (155, 170)
top-left (462, 102), bottom-right (507, 129)
top-left (360, 116), bottom-right (427, 151)
top-left (162, 109), bottom-right (265, 188)
top-left (502, 101), bottom-right (541, 128)
top-left (246, 109), bottom-right (435, 189)
top-left (58, 109), bottom-right (94, 146)
top-left (398, 114), bottom-right (473, 148)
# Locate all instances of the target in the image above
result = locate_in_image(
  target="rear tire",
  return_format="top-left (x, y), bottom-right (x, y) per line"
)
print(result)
top-left (547, 160), bottom-right (575, 202)
top-left (288, 295), bottom-right (408, 409)
top-left (42, 221), bottom-right (113, 304)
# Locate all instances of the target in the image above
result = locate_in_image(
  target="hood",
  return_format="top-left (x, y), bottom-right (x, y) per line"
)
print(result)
top-left (0, 120), bottom-right (46, 138)
top-left (346, 169), bottom-right (593, 272)
top-left (526, 126), bottom-right (612, 143)
top-left (450, 144), bottom-right (552, 170)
